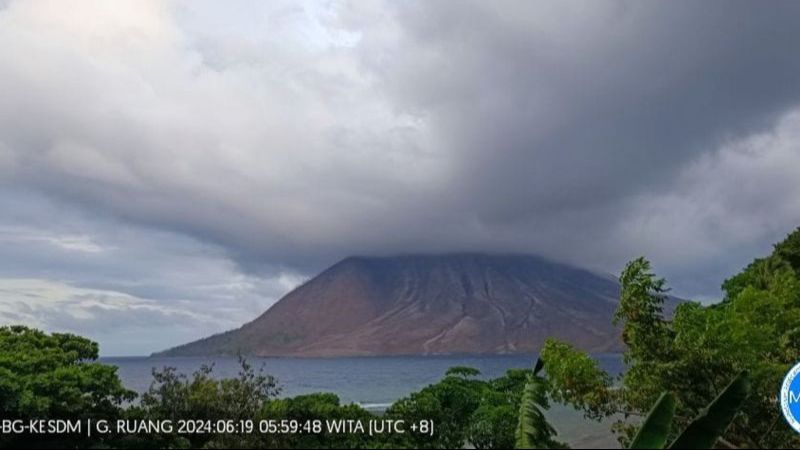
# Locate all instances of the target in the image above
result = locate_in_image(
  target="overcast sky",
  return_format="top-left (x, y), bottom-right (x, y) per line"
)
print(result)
top-left (1, 0), bottom-right (800, 355)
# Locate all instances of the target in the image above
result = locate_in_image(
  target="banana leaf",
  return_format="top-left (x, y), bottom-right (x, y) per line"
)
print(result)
top-left (668, 371), bottom-right (750, 449)
top-left (629, 392), bottom-right (676, 449)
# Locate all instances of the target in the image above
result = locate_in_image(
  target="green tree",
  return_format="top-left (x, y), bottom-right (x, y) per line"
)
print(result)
top-left (385, 366), bottom-right (532, 448)
top-left (385, 368), bottom-right (484, 448)
top-left (468, 403), bottom-right (517, 449)
top-left (540, 340), bottom-right (614, 420)
top-left (122, 356), bottom-right (279, 448)
top-left (541, 227), bottom-right (800, 448)
top-left (0, 326), bottom-right (135, 448)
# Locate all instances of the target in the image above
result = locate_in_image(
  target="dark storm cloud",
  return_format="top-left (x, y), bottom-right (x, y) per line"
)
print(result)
top-left (323, 0), bottom-right (800, 287)
top-left (1, 0), bottom-right (800, 355)
top-left (348, 0), bottom-right (800, 230)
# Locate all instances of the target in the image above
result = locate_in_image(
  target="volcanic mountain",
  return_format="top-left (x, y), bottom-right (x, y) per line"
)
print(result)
top-left (157, 254), bottom-right (633, 357)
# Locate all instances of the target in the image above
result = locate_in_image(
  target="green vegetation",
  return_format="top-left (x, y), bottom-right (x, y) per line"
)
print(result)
top-left (542, 227), bottom-right (800, 448)
top-left (120, 358), bottom-right (280, 448)
top-left (0, 326), bottom-right (533, 448)
top-left (629, 371), bottom-right (750, 449)
top-left (120, 360), bottom-right (382, 449)
top-left (515, 358), bottom-right (564, 449)
top-left (0, 326), bottom-right (135, 448)
top-left (1, 227), bottom-right (799, 448)
top-left (384, 366), bottom-right (532, 448)
top-left (628, 393), bottom-right (675, 449)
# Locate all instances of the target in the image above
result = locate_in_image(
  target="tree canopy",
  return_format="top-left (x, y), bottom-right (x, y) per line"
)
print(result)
top-left (542, 227), bottom-right (800, 448)
top-left (0, 326), bottom-right (135, 447)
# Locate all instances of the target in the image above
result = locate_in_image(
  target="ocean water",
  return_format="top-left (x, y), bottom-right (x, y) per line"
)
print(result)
top-left (101, 354), bottom-right (624, 448)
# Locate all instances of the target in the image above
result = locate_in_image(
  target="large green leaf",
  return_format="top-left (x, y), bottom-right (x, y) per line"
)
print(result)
top-left (515, 358), bottom-right (560, 449)
top-left (515, 375), bottom-right (556, 449)
top-left (629, 392), bottom-right (676, 449)
top-left (668, 371), bottom-right (750, 449)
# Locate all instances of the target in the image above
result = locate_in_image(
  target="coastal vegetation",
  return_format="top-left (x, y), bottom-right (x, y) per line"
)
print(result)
top-left (1, 227), bottom-right (799, 448)
top-left (540, 227), bottom-right (800, 448)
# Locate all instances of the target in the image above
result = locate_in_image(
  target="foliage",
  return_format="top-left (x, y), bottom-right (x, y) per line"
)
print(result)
top-left (445, 365), bottom-right (482, 378)
top-left (774, 226), bottom-right (800, 274)
top-left (629, 371), bottom-right (750, 449)
top-left (543, 227), bottom-right (800, 448)
top-left (140, 356), bottom-right (279, 421)
top-left (540, 340), bottom-right (614, 420)
top-left (615, 257), bottom-right (673, 361)
top-left (0, 326), bottom-right (135, 448)
top-left (0, 327), bottom-right (533, 449)
top-left (468, 403), bottom-right (517, 449)
top-left (668, 371), bottom-right (750, 449)
top-left (120, 356), bottom-right (280, 448)
top-left (629, 393), bottom-right (675, 449)
top-left (385, 366), bottom-right (533, 448)
top-left (515, 358), bottom-right (564, 449)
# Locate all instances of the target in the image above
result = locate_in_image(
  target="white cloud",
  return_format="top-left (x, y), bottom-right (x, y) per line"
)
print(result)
top-left (0, 191), bottom-right (306, 355)
top-left (0, 278), bottom-right (211, 353)
top-left (0, 268), bottom-right (305, 355)
top-left (0, 226), bottom-right (111, 253)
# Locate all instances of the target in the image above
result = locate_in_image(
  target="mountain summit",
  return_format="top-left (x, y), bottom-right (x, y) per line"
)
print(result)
top-left (157, 254), bottom-right (628, 357)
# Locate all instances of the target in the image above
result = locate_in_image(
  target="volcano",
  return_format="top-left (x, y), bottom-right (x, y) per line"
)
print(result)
top-left (156, 254), bottom-right (637, 357)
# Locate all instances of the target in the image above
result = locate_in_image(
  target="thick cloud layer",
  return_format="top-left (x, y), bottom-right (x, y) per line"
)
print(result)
top-left (1, 0), bottom-right (799, 353)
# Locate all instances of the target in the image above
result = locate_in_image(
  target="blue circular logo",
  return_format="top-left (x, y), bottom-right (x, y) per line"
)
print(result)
top-left (782, 362), bottom-right (800, 434)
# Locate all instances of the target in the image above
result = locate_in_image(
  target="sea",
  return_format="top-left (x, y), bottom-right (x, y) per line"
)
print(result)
top-left (101, 354), bottom-right (624, 448)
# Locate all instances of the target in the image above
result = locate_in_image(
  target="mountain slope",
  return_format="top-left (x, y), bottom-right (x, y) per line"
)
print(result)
top-left (157, 254), bottom-right (633, 357)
